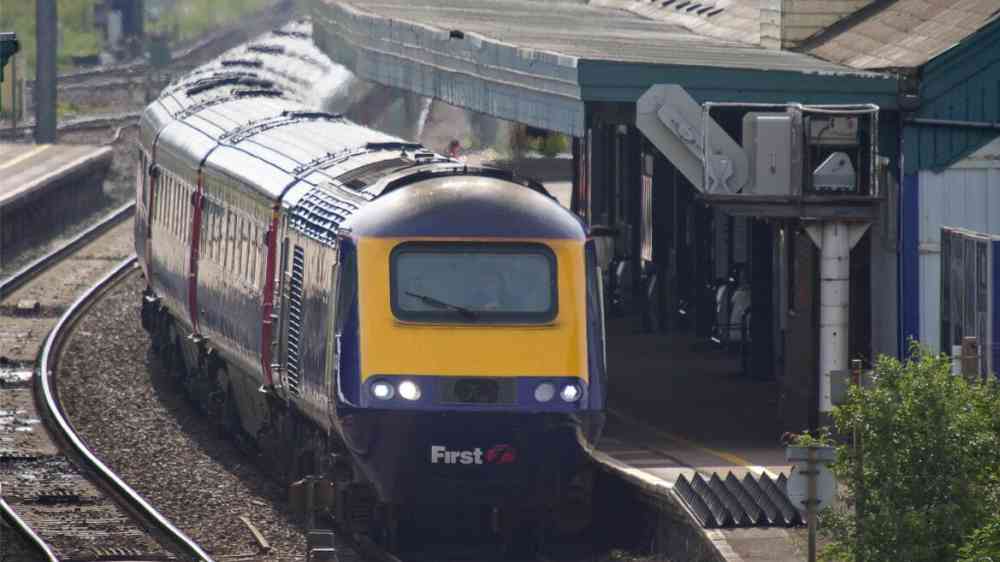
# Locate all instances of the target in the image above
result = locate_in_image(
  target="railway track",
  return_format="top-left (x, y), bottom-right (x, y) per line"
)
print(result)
top-left (0, 205), bottom-right (214, 561)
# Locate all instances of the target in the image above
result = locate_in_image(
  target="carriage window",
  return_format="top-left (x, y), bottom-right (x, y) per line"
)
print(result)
top-left (184, 181), bottom-right (193, 244)
top-left (234, 214), bottom-right (243, 276)
top-left (156, 175), bottom-right (164, 223)
top-left (138, 152), bottom-right (147, 205)
top-left (166, 176), bottom-right (173, 232)
top-left (206, 201), bottom-right (216, 261)
top-left (164, 176), bottom-right (171, 229)
top-left (247, 221), bottom-right (258, 287)
top-left (242, 218), bottom-right (252, 283)
top-left (215, 203), bottom-right (224, 263)
top-left (225, 211), bottom-right (235, 271)
top-left (169, 177), bottom-right (178, 236)
top-left (178, 179), bottom-right (185, 239)
top-left (150, 170), bottom-right (159, 222)
top-left (172, 178), bottom-right (180, 239)
top-left (390, 242), bottom-right (557, 323)
top-left (200, 199), bottom-right (209, 256)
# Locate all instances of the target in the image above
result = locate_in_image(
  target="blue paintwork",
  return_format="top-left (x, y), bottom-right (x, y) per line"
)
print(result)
top-left (900, 173), bottom-right (920, 355)
top-left (335, 239), bottom-right (362, 409)
top-left (993, 240), bottom-right (1000, 380)
top-left (353, 376), bottom-right (597, 412)
top-left (336, 409), bottom-right (604, 506)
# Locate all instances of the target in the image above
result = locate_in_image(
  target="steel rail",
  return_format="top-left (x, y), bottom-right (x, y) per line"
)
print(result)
top-left (0, 489), bottom-right (59, 562)
top-left (37, 255), bottom-right (216, 562)
top-left (0, 112), bottom-right (142, 140)
top-left (0, 201), bottom-right (135, 300)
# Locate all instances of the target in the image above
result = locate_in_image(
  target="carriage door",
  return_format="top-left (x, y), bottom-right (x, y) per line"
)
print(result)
top-left (324, 242), bottom-right (342, 410)
top-left (135, 149), bottom-right (150, 271)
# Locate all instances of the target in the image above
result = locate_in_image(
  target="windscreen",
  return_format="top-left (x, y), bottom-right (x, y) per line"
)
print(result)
top-left (390, 242), bottom-right (557, 323)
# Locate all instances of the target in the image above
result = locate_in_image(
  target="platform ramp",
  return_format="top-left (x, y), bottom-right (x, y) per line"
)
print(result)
top-left (674, 471), bottom-right (804, 528)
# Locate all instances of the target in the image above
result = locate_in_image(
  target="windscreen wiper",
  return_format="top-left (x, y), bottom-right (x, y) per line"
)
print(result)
top-left (404, 291), bottom-right (479, 320)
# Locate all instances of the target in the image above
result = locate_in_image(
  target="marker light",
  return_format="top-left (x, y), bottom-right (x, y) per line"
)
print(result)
top-left (371, 381), bottom-right (394, 400)
top-left (534, 382), bottom-right (556, 402)
top-left (398, 380), bottom-right (421, 401)
top-left (560, 383), bottom-right (582, 402)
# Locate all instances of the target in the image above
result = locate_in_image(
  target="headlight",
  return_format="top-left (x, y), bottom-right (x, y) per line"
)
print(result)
top-left (398, 380), bottom-right (421, 401)
top-left (533, 382), bottom-right (556, 402)
top-left (560, 383), bottom-right (582, 402)
top-left (371, 381), bottom-right (394, 400)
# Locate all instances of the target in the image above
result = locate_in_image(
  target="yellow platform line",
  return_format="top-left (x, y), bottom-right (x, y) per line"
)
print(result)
top-left (0, 144), bottom-right (52, 172)
top-left (608, 407), bottom-right (781, 479)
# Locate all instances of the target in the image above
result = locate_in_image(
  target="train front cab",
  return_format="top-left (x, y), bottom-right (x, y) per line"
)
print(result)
top-left (332, 174), bottom-right (607, 509)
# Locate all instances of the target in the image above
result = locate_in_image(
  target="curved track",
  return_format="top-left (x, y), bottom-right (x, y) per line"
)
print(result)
top-left (37, 256), bottom-right (214, 561)
top-left (0, 208), bottom-right (210, 561)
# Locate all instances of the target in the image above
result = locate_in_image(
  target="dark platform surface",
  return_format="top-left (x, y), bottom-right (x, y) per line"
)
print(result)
top-left (0, 143), bottom-right (112, 267)
top-left (594, 319), bottom-right (804, 561)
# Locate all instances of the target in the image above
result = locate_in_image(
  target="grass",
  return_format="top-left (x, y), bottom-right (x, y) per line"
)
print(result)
top-left (0, 0), bottom-right (275, 79)
top-left (146, 0), bottom-right (273, 43)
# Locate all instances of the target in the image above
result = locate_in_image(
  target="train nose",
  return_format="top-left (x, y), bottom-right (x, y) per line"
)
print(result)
top-left (453, 378), bottom-right (500, 403)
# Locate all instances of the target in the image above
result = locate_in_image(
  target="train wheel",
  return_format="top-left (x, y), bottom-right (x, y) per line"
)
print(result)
top-left (163, 322), bottom-right (187, 380)
top-left (221, 381), bottom-right (242, 438)
top-left (150, 309), bottom-right (168, 353)
top-left (140, 297), bottom-right (152, 332)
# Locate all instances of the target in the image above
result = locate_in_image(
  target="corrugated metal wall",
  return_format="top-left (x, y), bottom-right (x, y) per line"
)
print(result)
top-left (918, 139), bottom-right (1000, 352)
top-left (870, 216), bottom-right (897, 358)
top-left (903, 17), bottom-right (1000, 174)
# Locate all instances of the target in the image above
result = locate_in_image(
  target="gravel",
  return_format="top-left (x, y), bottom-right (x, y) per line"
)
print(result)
top-left (58, 273), bottom-right (308, 559)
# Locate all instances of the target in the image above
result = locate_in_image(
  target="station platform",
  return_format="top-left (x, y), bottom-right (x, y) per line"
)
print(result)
top-left (592, 319), bottom-right (804, 562)
top-left (0, 143), bottom-right (112, 268)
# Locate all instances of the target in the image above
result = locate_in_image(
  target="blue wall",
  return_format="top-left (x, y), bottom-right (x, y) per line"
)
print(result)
top-left (900, 173), bottom-right (920, 356)
top-left (903, 17), bottom-right (1000, 174)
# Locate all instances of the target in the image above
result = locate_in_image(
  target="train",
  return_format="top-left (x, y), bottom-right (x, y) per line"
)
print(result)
top-left (134, 25), bottom-right (607, 543)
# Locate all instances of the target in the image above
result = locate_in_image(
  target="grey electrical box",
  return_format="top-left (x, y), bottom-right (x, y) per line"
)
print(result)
top-left (743, 113), bottom-right (800, 196)
top-left (807, 116), bottom-right (859, 146)
top-left (813, 151), bottom-right (856, 192)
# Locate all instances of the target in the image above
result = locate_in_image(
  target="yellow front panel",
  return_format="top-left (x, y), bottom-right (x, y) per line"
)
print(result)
top-left (358, 237), bottom-right (588, 381)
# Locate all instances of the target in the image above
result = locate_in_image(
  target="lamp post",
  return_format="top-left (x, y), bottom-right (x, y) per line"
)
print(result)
top-left (36, 0), bottom-right (58, 143)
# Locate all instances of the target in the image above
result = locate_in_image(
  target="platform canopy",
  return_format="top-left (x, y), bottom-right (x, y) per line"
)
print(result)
top-left (311, 0), bottom-right (899, 136)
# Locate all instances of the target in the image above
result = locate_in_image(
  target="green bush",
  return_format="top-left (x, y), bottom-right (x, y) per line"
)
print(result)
top-left (0, 0), bottom-right (274, 78)
top-left (147, 0), bottom-right (273, 43)
top-left (959, 514), bottom-right (1000, 561)
top-left (540, 133), bottom-right (569, 158)
top-left (822, 344), bottom-right (1000, 562)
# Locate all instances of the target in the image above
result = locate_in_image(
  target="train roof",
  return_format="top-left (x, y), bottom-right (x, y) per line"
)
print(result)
top-left (347, 173), bottom-right (586, 240)
top-left (140, 22), bottom-right (571, 246)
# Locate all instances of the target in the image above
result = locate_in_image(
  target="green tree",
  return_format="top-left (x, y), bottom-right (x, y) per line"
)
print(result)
top-left (959, 512), bottom-right (1000, 561)
top-left (823, 344), bottom-right (1000, 561)
top-left (540, 133), bottom-right (568, 158)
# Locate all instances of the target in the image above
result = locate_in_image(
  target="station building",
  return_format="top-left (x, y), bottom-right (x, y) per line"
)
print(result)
top-left (309, 0), bottom-right (1000, 433)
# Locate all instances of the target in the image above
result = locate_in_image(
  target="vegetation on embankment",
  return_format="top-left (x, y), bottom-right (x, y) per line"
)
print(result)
top-left (820, 344), bottom-right (1000, 561)
top-left (0, 0), bottom-right (274, 78)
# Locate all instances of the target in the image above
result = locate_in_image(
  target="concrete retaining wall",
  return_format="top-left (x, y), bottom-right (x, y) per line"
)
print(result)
top-left (592, 452), bottom-right (730, 562)
top-left (0, 149), bottom-right (112, 268)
